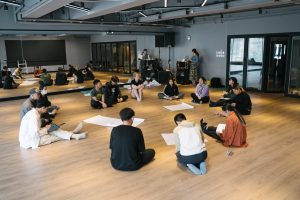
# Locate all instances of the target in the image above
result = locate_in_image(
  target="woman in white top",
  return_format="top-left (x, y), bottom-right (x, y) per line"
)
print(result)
top-left (173, 113), bottom-right (207, 175)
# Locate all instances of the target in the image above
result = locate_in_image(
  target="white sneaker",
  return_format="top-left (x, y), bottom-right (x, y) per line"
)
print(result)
top-left (72, 122), bottom-right (83, 134)
top-left (72, 132), bottom-right (87, 140)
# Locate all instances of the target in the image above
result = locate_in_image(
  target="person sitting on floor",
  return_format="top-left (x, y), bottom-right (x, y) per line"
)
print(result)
top-left (73, 68), bottom-right (85, 84)
top-left (1, 66), bottom-right (8, 79)
top-left (105, 76), bottom-right (128, 107)
top-left (3, 71), bottom-right (20, 89)
top-left (201, 103), bottom-right (248, 147)
top-left (67, 64), bottom-right (76, 77)
top-left (20, 88), bottom-right (41, 120)
top-left (33, 66), bottom-right (42, 78)
top-left (209, 77), bottom-right (239, 107)
top-left (173, 113), bottom-right (207, 175)
top-left (55, 67), bottom-right (69, 85)
top-left (12, 67), bottom-right (24, 79)
top-left (131, 72), bottom-right (144, 102)
top-left (83, 64), bottom-right (95, 80)
top-left (39, 82), bottom-right (59, 116)
top-left (230, 85), bottom-right (252, 115)
top-left (158, 78), bottom-right (184, 100)
top-left (40, 69), bottom-right (53, 86)
top-left (109, 107), bottom-right (155, 171)
top-left (19, 99), bottom-right (87, 149)
top-left (90, 79), bottom-right (107, 109)
top-left (191, 76), bottom-right (210, 104)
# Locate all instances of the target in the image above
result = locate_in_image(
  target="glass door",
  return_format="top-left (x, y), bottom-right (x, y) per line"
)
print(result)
top-left (229, 38), bottom-right (245, 86)
top-left (265, 37), bottom-right (288, 92)
top-left (246, 38), bottom-right (264, 90)
top-left (288, 36), bottom-right (300, 96)
top-left (130, 42), bottom-right (137, 72)
top-left (112, 43), bottom-right (118, 72)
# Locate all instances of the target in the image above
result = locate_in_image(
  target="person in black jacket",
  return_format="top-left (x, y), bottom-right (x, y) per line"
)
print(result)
top-left (158, 78), bottom-right (184, 100)
top-left (110, 107), bottom-right (155, 171)
top-left (67, 65), bottom-right (76, 77)
top-left (105, 76), bottom-right (128, 107)
top-left (231, 85), bottom-right (252, 115)
top-left (55, 68), bottom-right (69, 85)
top-left (3, 71), bottom-right (19, 89)
top-left (83, 64), bottom-right (95, 80)
top-left (74, 69), bottom-right (84, 83)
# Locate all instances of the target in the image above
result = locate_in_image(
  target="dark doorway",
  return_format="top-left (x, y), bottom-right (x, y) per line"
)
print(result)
top-left (265, 37), bottom-right (288, 92)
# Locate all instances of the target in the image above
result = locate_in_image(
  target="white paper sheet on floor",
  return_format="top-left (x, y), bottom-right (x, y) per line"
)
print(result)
top-left (20, 80), bottom-right (38, 86)
top-left (163, 102), bottom-right (194, 111)
top-left (161, 133), bottom-right (175, 145)
top-left (83, 115), bottom-right (144, 127)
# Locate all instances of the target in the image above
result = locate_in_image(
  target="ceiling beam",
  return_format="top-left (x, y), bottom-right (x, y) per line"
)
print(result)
top-left (138, 0), bottom-right (295, 22)
top-left (71, 0), bottom-right (160, 20)
top-left (21, 0), bottom-right (75, 19)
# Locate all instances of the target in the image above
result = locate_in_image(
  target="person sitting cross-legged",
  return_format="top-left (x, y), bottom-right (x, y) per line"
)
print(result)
top-left (109, 107), bottom-right (155, 171)
top-left (191, 76), bottom-right (210, 104)
top-left (105, 76), bottom-right (128, 107)
top-left (90, 79), bottom-right (107, 109)
top-left (158, 78), bottom-right (184, 100)
top-left (173, 113), bottom-right (208, 175)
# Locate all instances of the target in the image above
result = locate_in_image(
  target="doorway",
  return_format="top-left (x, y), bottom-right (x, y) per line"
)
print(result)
top-left (265, 37), bottom-right (288, 92)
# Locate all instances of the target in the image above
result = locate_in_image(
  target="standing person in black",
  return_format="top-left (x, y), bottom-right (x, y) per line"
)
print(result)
top-left (110, 107), bottom-right (155, 171)
top-left (55, 67), bottom-right (69, 85)
top-left (105, 76), bottom-right (128, 107)
top-left (231, 85), bottom-right (252, 115)
top-left (158, 78), bottom-right (184, 100)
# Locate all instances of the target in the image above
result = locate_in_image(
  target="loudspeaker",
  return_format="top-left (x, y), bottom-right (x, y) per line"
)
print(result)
top-left (164, 32), bottom-right (175, 47)
top-left (158, 71), bottom-right (172, 84)
top-left (155, 35), bottom-right (165, 47)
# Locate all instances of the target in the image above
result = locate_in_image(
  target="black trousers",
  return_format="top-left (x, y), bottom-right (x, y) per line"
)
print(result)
top-left (91, 100), bottom-right (103, 109)
top-left (141, 149), bottom-right (156, 166)
top-left (202, 126), bottom-right (223, 142)
top-left (191, 93), bottom-right (210, 103)
top-left (106, 95), bottom-right (128, 107)
top-left (176, 151), bottom-right (207, 165)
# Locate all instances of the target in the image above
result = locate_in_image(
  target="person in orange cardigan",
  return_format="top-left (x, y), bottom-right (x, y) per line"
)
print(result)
top-left (200, 103), bottom-right (248, 147)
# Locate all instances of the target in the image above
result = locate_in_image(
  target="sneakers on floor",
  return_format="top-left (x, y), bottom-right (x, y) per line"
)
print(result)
top-left (186, 164), bottom-right (202, 175)
top-left (199, 161), bottom-right (207, 175)
top-left (72, 122), bottom-right (83, 134)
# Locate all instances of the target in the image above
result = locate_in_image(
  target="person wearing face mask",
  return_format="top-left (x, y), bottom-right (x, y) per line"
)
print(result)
top-left (39, 82), bottom-right (59, 116)
top-left (200, 103), bottom-right (248, 147)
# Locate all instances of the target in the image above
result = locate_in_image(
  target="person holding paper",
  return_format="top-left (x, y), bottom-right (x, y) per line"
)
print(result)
top-left (110, 108), bottom-right (155, 171)
top-left (191, 76), bottom-right (210, 104)
top-left (131, 72), bottom-right (144, 102)
top-left (173, 113), bottom-right (207, 175)
top-left (231, 85), bottom-right (252, 115)
top-left (158, 78), bottom-right (184, 100)
top-left (201, 103), bottom-right (248, 147)
top-left (90, 79), bottom-right (107, 109)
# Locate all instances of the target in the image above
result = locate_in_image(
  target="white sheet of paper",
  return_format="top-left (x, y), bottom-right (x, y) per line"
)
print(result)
top-left (83, 93), bottom-right (91, 96)
top-left (163, 102), bottom-right (194, 111)
top-left (26, 78), bottom-right (40, 81)
top-left (84, 115), bottom-right (144, 127)
top-left (216, 124), bottom-right (226, 133)
top-left (20, 80), bottom-right (38, 86)
top-left (78, 86), bottom-right (85, 89)
top-left (67, 77), bottom-right (74, 81)
top-left (220, 97), bottom-right (231, 100)
top-left (161, 133), bottom-right (175, 145)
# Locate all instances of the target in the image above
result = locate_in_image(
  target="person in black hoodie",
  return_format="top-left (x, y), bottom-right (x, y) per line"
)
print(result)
top-left (158, 78), bottom-right (184, 100)
top-left (83, 64), bottom-right (95, 80)
top-left (3, 71), bottom-right (19, 89)
top-left (231, 85), bottom-right (252, 115)
top-left (67, 65), bottom-right (76, 77)
top-left (105, 76), bottom-right (128, 107)
top-left (74, 69), bottom-right (84, 83)
top-left (55, 67), bottom-right (69, 85)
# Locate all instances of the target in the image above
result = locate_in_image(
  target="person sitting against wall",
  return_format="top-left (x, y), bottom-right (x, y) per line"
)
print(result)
top-left (73, 68), bottom-right (85, 84)
top-left (109, 107), bottom-right (155, 171)
top-left (3, 71), bottom-right (20, 89)
top-left (158, 78), bottom-right (184, 100)
top-left (90, 79), bottom-right (107, 109)
top-left (83, 64), bottom-right (95, 80)
top-left (55, 67), bottom-right (69, 85)
top-left (105, 76), bottom-right (128, 107)
top-left (201, 103), bottom-right (248, 147)
top-left (67, 65), bottom-right (76, 77)
top-left (12, 67), bottom-right (24, 79)
top-left (191, 76), bottom-right (210, 104)
top-left (131, 72), bottom-right (144, 102)
top-left (40, 69), bottom-right (53, 86)
top-left (19, 99), bottom-right (87, 149)
top-left (173, 113), bottom-right (207, 175)
top-left (209, 77), bottom-right (239, 107)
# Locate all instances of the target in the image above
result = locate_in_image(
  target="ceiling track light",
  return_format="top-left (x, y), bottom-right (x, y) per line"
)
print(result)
top-left (201, 0), bottom-right (208, 7)
top-left (0, 0), bottom-right (21, 6)
top-left (138, 11), bottom-right (147, 17)
top-left (65, 4), bottom-right (90, 13)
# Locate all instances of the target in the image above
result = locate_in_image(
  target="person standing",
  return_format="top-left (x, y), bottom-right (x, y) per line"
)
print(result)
top-left (109, 108), bottom-right (155, 171)
top-left (190, 49), bottom-right (200, 85)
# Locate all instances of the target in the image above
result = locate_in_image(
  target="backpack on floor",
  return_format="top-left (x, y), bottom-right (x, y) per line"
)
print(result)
top-left (210, 77), bottom-right (222, 88)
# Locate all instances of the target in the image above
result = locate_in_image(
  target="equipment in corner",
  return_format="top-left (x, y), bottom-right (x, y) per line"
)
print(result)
top-left (176, 61), bottom-right (190, 85)
top-left (155, 33), bottom-right (175, 47)
top-left (158, 71), bottom-right (173, 84)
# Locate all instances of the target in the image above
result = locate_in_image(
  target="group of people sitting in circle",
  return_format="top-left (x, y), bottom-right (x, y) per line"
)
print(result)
top-left (17, 66), bottom-right (252, 175)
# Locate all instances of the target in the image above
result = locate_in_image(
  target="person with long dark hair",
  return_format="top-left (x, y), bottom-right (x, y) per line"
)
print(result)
top-left (158, 78), bottom-right (184, 100)
top-left (191, 76), bottom-right (210, 104)
top-left (201, 103), bottom-right (248, 147)
top-left (190, 49), bottom-right (200, 85)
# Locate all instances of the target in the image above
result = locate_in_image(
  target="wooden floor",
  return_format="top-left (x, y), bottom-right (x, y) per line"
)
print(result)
top-left (0, 72), bottom-right (130, 100)
top-left (0, 84), bottom-right (300, 200)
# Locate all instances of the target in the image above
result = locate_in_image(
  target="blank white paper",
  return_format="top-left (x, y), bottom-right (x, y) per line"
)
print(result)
top-left (163, 102), bottom-right (194, 111)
